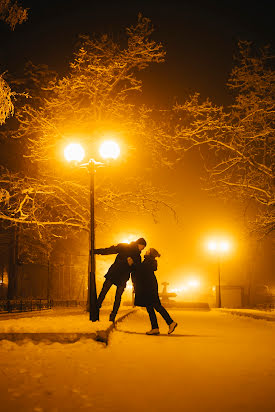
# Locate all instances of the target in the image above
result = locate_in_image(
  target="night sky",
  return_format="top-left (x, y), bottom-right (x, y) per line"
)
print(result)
top-left (1, 0), bottom-right (274, 287)
top-left (1, 0), bottom-right (274, 105)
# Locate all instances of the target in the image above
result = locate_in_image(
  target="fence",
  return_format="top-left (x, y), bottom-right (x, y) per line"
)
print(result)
top-left (0, 299), bottom-right (51, 313)
top-left (0, 298), bottom-right (88, 314)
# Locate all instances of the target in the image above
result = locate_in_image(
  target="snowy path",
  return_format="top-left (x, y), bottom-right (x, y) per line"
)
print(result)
top-left (0, 306), bottom-right (136, 343)
top-left (0, 307), bottom-right (130, 334)
top-left (0, 309), bottom-right (274, 411)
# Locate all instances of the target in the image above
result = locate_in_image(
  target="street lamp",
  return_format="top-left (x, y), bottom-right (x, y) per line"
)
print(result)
top-left (207, 239), bottom-right (232, 308)
top-left (99, 140), bottom-right (120, 160)
top-left (188, 279), bottom-right (200, 288)
top-left (64, 140), bottom-right (120, 321)
top-left (64, 143), bottom-right (85, 163)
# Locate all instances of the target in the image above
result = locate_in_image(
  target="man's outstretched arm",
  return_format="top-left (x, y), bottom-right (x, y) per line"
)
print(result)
top-left (94, 245), bottom-right (120, 255)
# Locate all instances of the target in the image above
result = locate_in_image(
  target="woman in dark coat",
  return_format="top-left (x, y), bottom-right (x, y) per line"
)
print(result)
top-left (132, 248), bottom-right (178, 335)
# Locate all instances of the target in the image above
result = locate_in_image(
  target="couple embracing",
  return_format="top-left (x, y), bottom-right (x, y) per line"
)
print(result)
top-left (95, 238), bottom-right (177, 335)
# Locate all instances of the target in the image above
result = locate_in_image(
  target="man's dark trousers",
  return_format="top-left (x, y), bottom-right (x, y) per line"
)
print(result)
top-left (97, 279), bottom-right (125, 319)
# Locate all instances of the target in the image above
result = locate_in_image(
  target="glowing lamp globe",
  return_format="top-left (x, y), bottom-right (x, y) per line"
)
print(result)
top-left (99, 140), bottom-right (120, 160)
top-left (188, 279), bottom-right (200, 288)
top-left (64, 143), bottom-right (85, 163)
top-left (220, 241), bottom-right (230, 253)
top-left (208, 241), bottom-right (217, 252)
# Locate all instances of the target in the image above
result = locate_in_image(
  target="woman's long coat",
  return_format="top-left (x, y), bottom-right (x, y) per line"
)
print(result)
top-left (132, 255), bottom-right (161, 307)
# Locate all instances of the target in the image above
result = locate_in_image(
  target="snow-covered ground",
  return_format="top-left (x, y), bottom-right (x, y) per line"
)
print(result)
top-left (0, 307), bottom-right (129, 334)
top-left (220, 308), bottom-right (275, 321)
top-left (0, 308), bottom-right (274, 412)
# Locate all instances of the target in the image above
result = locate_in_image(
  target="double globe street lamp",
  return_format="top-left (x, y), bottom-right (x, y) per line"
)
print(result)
top-left (64, 140), bottom-right (120, 321)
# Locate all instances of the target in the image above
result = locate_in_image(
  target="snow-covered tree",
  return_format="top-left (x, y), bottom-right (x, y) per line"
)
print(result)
top-left (173, 42), bottom-right (275, 237)
top-left (0, 15), bottom-right (175, 244)
top-left (0, 0), bottom-right (28, 125)
top-left (0, 0), bottom-right (27, 30)
top-left (0, 75), bottom-right (14, 124)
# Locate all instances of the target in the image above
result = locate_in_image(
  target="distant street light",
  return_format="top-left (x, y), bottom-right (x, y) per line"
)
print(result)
top-left (64, 140), bottom-right (120, 322)
top-left (207, 238), bottom-right (232, 308)
top-left (188, 279), bottom-right (200, 288)
top-left (120, 234), bottom-right (141, 244)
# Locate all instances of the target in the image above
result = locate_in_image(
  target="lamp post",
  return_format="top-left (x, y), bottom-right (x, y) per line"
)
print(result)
top-left (207, 239), bottom-right (231, 308)
top-left (64, 140), bottom-right (120, 321)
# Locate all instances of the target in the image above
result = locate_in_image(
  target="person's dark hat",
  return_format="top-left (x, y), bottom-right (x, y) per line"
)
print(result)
top-left (148, 248), bottom-right (160, 258)
top-left (136, 237), bottom-right (147, 246)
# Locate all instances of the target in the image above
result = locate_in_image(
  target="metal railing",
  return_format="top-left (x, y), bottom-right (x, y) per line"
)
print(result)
top-left (50, 300), bottom-right (86, 308)
top-left (0, 299), bottom-right (87, 314)
top-left (0, 299), bottom-right (52, 313)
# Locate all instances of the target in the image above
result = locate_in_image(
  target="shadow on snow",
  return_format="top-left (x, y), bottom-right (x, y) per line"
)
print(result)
top-left (115, 329), bottom-right (212, 338)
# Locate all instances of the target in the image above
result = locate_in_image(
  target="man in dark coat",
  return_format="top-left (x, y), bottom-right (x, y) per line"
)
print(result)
top-left (132, 248), bottom-right (178, 335)
top-left (94, 238), bottom-right (147, 322)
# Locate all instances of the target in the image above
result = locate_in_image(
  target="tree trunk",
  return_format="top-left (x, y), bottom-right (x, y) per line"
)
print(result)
top-left (7, 226), bottom-right (18, 299)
